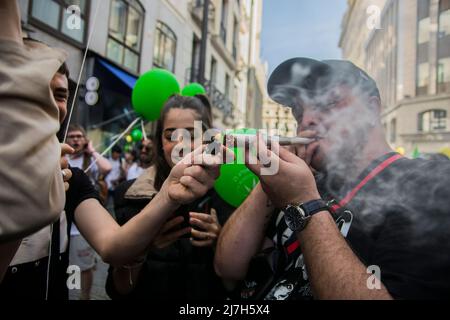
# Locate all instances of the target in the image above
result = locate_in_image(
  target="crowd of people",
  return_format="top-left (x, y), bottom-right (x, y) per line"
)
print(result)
top-left (1, 1), bottom-right (450, 301)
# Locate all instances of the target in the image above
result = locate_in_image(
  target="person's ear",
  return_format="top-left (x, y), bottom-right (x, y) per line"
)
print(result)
top-left (368, 96), bottom-right (381, 114)
top-left (367, 96), bottom-right (382, 127)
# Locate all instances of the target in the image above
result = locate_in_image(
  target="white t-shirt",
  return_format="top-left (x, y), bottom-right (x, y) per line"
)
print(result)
top-left (105, 158), bottom-right (122, 190)
top-left (10, 212), bottom-right (68, 266)
top-left (68, 154), bottom-right (99, 184)
top-left (127, 163), bottom-right (145, 181)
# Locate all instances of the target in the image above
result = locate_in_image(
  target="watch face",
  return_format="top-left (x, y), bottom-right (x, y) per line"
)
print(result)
top-left (284, 206), bottom-right (307, 232)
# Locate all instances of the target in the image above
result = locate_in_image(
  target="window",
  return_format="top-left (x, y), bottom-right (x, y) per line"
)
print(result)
top-left (418, 17), bottom-right (431, 44)
top-left (438, 58), bottom-right (450, 83)
top-left (438, 57), bottom-right (450, 92)
top-left (153, 21), bottom-right (177, 72)
top-left (439, 8), bottom-right (450, 38)
top-left (220, 0), bottom-right (228, 44)
top-left (390, 119), bottom-right (396, 143)
top-left (190, 36), bottom-right (201, 82)
top-left (417, 62), bottom-right (430, 95)
top-left (417, 0), bottom-right (430, 95)
top-left (210, 57), bottom-right (217, 85)
top-left (418, 110), bottom-right (447, 132)
top-left (232, 17), bottom-right (239, 60)
top-left (438, 0), bottom-right (450, 93)
top-left (225, 74), bottom-right (230, 98)
top-left (107, 0), bottom-right (144, 73)
top-left (30, 0), bottom-right (88, 44)
top-left (418, 0), bottom-right (431, 20)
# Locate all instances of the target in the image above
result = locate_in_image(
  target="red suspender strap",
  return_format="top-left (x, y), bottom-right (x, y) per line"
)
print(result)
top-left (284, 154), bottom-right (403, 256)
top-left (286, 240), bottom-right (300, 255)
top-left (330, 154), bottom-right (403, 212)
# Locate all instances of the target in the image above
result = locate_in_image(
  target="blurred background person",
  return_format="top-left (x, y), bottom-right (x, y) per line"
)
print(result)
top-left (105, 146), bottom-right (124, 215)
top-left (66, 124), bottom-right (112, 300)
top-left (126, 139), bottom-right (153, 181)
top-left (122, 149), bottom-right (137, 179)
top-left (66, 124), bottom-right (112, 190)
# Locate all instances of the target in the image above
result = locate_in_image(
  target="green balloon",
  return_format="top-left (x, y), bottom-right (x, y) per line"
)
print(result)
top-left (124, 144), bottom-right (133, 153)
top-left (181, 83), bottom-right (207, 97)
top-left (132, 69), bottom-right (181, 121)
top-left (131, 129), bottom-right (143, 142)
top-left (214, 129), bottom-right (260, 207)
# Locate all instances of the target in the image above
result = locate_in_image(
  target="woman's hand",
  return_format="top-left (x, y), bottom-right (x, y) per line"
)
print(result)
top-left (162, 145), bottom-right (232, 206)
top-left (190, 209), bottom-right (221, 248)
top-left (152, 216), bottom-right (191, 250)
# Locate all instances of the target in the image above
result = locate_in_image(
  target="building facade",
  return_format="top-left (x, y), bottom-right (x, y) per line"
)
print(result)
top-left (262, 99), bottom-right (297, 137)
top-left (340, 0), bottom-right (450, 155)
top-left (339, 0), bottom-right (387, 69)
top-left (19, 0), bottom-right (265, 147)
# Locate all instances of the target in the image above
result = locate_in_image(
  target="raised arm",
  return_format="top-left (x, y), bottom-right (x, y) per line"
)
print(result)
top-left (214, 184), bottom-right (275, 282)
top-left (1, 0), bottom-right (69, 239)
top-left (75, 145), bottom-right (227, 266)
top-left (245, 136), bottom-right (393, 299)
top-left (0, 1), bottom-right (22, 44)
top-left (85, 142), bottom-right (112, 175)
top-left (74, 187), bottom-right (179, 266)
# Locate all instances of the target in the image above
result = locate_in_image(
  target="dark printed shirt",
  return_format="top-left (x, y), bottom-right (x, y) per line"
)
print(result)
top-left (239, 153), bottom-right (450, 300)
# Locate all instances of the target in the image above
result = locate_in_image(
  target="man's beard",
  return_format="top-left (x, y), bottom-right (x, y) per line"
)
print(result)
top-left (323, 125), bottom-right (370, 191)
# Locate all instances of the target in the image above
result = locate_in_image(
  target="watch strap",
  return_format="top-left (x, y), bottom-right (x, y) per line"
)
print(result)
top-left (302, 199), bottom-right (328, 217)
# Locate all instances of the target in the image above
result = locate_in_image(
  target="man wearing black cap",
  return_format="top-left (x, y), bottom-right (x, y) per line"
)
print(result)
top-left (215, 58), bottom-right (450, 300)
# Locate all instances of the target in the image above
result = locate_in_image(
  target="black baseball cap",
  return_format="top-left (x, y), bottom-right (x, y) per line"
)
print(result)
top-left (267, 57), bottom-right (380, 109)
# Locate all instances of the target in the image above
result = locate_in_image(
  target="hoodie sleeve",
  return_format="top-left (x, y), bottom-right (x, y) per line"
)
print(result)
top-left (0, 35), bottom-right (68, 242)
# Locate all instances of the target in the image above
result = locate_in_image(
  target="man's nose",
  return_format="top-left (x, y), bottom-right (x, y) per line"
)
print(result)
top-left (300, 108), bottom-right (321, 129)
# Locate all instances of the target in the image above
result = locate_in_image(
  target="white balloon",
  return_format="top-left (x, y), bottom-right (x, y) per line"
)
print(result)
top-left (85, 92), bottom-right (99, 106)
top-left (86, 77), bottom-right (100, 91)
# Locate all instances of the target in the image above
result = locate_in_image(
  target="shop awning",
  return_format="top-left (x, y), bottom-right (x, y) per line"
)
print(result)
top-left (98, 59), bottom-right (137, 90)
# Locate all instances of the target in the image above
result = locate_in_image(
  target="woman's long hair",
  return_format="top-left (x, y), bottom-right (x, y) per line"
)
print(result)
top-left (153, 94), bottom-right (213, 190)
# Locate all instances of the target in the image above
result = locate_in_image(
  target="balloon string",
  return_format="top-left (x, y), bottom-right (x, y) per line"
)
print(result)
top-left (84, 117), bottom-right (140, 173)
top-left (89, 111), bottom-right (136, 130)
top-left (141, 119), bottom-right (148, 140)
top-left (63, 0), bottom-right (102, 143)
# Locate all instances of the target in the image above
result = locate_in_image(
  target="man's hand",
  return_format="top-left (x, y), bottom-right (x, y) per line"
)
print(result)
top-left (162, 145), bottom-right (233, 206)
top-left (287, 130), bottom-right (320, 169)
top-left (246, 134), bottom-right (320, 208)
top-left (61, 144), bottom-right (74, 191)
top-left (85, 140), bottom-right (96, 156)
